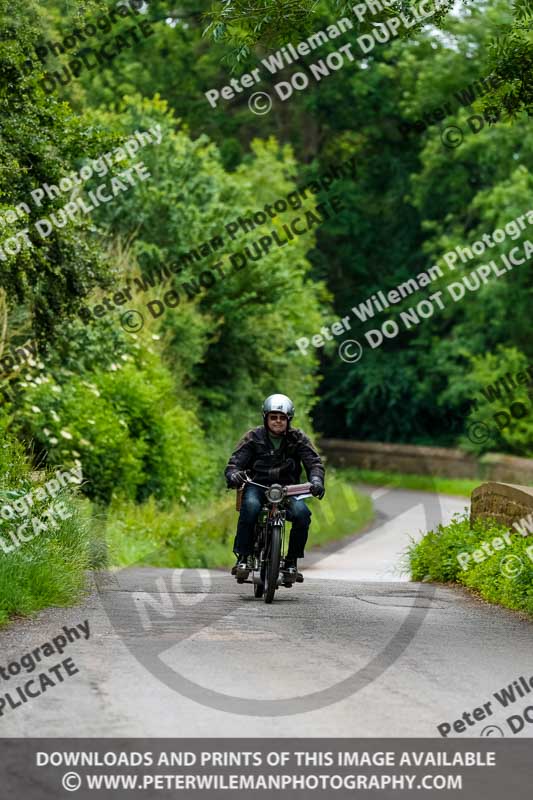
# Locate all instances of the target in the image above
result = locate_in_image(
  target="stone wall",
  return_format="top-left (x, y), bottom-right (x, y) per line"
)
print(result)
top-left (470, 483), bottom-right (533, 531)
top-left (478, 453), bottom-right (533, 484)
top-left (319, 439), bottom-right (533, 485)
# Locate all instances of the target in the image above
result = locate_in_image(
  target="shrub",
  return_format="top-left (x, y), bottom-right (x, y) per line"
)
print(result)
top-left (0, 422), bottom-right (99, 626)
top-left (12, 335), bottom-right (215, 507)
top-left (407, 513), bottom-right (533, 615)
top-left (461, 346), bottom-right (533, 457)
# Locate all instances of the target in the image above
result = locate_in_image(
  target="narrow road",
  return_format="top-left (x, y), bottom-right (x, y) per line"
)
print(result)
top-left (1, 487), bottom-right (532, 738)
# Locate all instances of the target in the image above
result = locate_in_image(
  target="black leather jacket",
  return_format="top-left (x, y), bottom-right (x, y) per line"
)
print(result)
top-left (224, 426), bottom-right (325, 487)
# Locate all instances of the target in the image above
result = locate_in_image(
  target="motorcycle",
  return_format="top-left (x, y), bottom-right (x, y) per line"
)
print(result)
top-left (233, 475), bottom-right (313, 603)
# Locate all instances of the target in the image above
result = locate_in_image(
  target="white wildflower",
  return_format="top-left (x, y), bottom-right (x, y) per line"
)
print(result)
top-left (31, 405), bottom-right (41, 413)
top-left (60, 430), bottom-right (73, 440)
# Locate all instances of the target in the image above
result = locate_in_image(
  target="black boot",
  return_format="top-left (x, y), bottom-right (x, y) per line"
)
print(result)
top-left (233, 554), bottom-right (253, 581)
top-left (282, 558), bottom-right (303, 583)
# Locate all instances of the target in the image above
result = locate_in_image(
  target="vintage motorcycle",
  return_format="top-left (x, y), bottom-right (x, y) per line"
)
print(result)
top-left (233, 475), bottom-right (313, 603)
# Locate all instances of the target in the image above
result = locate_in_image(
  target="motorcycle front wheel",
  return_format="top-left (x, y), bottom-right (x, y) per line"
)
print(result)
top-left (264, 523), bottom-right (282, 604)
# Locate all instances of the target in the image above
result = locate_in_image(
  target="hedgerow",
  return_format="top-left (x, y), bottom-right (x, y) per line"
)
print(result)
top-left (407, 513), bottom-right (533, 616)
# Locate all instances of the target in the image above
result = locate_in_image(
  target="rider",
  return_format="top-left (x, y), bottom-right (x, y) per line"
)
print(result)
top-left (225, 394), bottom-right (325, 581)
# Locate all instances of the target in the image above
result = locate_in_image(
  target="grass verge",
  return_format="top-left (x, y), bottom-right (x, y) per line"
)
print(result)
top-left (406, 513), bottom-right (533, 616)
top-left (339, 468), bottom-right (479, 497)
top-left (0, 426), bottom-right (101, 627)
top-left (104, 472), bottom-right (374, 569)
top-left (0, 498), bottom-right (99, 627)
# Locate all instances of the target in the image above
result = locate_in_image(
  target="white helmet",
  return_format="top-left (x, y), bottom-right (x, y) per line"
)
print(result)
top-left (262, 394), bottom-right (295, 421)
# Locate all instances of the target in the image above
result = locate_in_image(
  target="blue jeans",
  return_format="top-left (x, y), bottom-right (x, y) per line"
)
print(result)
top-left (233, 483), bottom-right (311, 559)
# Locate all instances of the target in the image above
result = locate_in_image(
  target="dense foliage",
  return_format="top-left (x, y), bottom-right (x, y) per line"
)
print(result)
top-left (1, 0), bottom-right (531, 516)
top-left (0, 423), bottom-right (98, 625)
top-left (408, 513), bottom-right (533, 615)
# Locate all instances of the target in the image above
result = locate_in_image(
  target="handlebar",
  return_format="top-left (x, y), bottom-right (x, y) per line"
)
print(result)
top-left (242, 476), bottom-right (313, 499)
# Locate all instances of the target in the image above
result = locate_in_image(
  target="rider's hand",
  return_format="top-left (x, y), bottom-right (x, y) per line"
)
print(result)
top-left (310, 478), bottom-right (325, 499)
top-left (227, 470), bottom-right (247, 489)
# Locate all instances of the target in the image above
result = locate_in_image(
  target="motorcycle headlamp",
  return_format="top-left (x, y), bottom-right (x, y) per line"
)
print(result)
top-left (266, 485), bottom-right (284, 503)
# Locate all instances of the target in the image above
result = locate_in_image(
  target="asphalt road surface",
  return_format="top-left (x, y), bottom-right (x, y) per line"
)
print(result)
top-left (1, 486), bottom-right (532, 738)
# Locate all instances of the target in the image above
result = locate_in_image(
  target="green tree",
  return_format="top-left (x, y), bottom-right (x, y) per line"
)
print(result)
top-left (0, 0), bottom-right (115, 341)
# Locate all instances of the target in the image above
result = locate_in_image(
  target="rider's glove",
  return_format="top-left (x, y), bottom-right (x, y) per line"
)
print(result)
top-left (310, 478), bottom-right (325, 499)
top-left (227, 470), bottom-right (247, 489)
